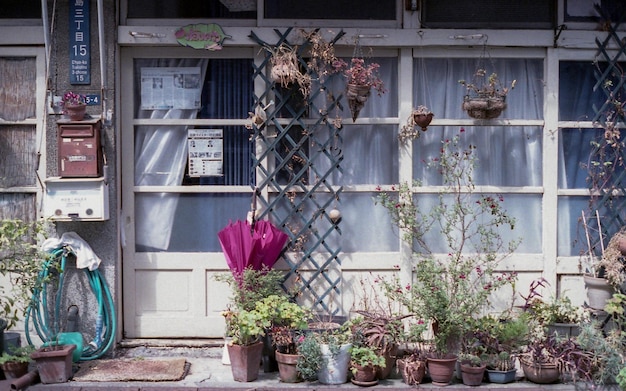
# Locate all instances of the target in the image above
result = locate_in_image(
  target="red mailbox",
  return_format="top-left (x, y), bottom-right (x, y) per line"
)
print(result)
top-left (58, 119), bottom-right (102, 177)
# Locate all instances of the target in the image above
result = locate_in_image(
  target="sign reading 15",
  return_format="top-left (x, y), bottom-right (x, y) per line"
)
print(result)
top-left (73, 44), bottom-right (88, 56)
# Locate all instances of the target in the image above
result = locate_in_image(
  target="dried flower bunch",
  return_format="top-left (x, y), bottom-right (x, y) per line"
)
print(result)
top-left (596, 226), bottom-right (626, 287)
top-left (269, 44), bottom-right (312, 97)
top-left (300, 29), bottom-right (345, 81)
top-left (62, 91), bottom-right (86, 107)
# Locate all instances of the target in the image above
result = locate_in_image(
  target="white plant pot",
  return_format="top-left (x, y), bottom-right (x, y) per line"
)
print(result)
top-left (317, 343), bottom-right (351, 384)
top-left (584, 274), bottom-right (614, 310)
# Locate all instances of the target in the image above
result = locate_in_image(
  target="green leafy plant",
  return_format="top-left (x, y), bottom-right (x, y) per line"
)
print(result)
top-left (375, 129), bottom-right (520, 356)
top-left (213, 267), bottom-right (285, 311)
top-left (576, 320), bottom-right (623, 386)
top-left (295, 322), bottom-right (353, 381)
top-left (0, 345), bottom-right (35, 365)
top-left (0, 218), bottom-right (54, 329)
top-left (349, 345), bottom-right (386, 375)
top-left (221, 308), bottom-right (267, 346)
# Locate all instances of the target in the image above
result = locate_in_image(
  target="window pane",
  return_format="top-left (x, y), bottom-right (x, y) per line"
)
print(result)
top-left (127, 0), bottom-right (255, 18)
top-left (422, 0), bottom-right (554, 29)
top-left (0, 57), bottom-right (36, 121)
top-left (314, 125), bottom-right (398, 186)
top-left (265, 0), bottom-right (395, 20)
top-left (413, 126), bottom-right (543, 187)
top-left (416, 58), bottom-right (543, 120)
top-left (0, 126), bottom-right (37, 188)
top-left (0, 2), bottom-right (41, 19)
top-left (135, 193), bottom-right (251, 252)
top-left (310, 57), bottom-right (398, 120)
top-left (559, 61), bottom-right (626, 121)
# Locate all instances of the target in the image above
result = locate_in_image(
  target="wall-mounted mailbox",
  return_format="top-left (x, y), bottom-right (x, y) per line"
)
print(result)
top-left (44, 177), bottom-right (109, 221)
top-left (58, 119), bottom-right (102, 177)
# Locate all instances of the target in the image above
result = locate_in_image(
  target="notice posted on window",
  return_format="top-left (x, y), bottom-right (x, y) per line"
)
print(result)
top-left (140, 67), bottom-right (202, 110)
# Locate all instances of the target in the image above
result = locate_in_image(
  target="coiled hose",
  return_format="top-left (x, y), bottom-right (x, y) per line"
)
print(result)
top-left (25, 246), bottom-right (116, 361)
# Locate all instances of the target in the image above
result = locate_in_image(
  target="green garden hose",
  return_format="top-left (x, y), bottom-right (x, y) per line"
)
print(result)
top-left (25, 245), bottom-right (116, 360)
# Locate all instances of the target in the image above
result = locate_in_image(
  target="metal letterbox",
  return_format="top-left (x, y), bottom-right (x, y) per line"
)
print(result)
top-left (58, 119), bottom-right (102, 177)
top-left (44, 177), bottom-right (109, 221)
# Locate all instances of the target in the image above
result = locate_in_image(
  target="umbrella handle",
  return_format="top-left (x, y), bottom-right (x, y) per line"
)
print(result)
top-left (250, 187), bottom-right (258, 234)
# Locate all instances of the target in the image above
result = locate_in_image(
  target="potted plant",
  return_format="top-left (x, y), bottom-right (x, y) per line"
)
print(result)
top-left (576, 318), bottom-right (624, 387)
top-left (519, 334), bottom-right (593, 384)
top-left (349, 345), bottom-right (386, 386)
top-left (343, 57), bottom-right (386, 122)
top-left (30, 341), bottom-right (77, 384)
top-left (399, 105), bottom-right (434, 143)
top-left (267, 43), bottom-right (312, 98)
top-left (376, 130), bottom-right (521, 385)
top-left (459, 353), bottom-right (488, 386)
top-left (296, 322), bottom-right (353, 384)
top-left (459, 69), bottom-right (516, 119)
top-left (258, 294), bottom-right (312, 383)
top-left (349, 310), bottom-right (407, 380)
top-left (0, 345), bottom-right (34, 379)
top-left (396, 348), bottom-right (427, 386)
top-left (61, 91), bottom-right (87, 121)
top-left (521, 278), bottom-right (589, 339)
top-left (221, 307), bottom-right (268, 382)
top-left (486, 352), bottom-right (517, 384)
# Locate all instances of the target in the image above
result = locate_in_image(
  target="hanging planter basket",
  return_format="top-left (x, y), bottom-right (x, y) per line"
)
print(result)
top-left (399, 106), bottom-right (434, 143)
top-left (346, 83), bottom-right (371, 122)
top-left (462, 94), bottom-right (507, 119)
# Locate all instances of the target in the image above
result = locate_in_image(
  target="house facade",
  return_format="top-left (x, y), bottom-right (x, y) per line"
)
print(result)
top-left (0, 0), bottom-right (624, 345)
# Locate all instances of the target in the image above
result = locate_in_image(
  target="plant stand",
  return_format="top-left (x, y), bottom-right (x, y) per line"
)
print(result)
top-left (30, 344), bottom-right (76, 384)
top-left (227, 341), bottom-right (263, 382)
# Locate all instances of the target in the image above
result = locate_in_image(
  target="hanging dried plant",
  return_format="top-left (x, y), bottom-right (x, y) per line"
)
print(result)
top-left (268, 44), bottom-right (312, 98)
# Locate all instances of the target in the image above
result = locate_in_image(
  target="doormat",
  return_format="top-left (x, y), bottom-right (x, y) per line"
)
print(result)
top-left (73, 357), bottom-right (189, 382)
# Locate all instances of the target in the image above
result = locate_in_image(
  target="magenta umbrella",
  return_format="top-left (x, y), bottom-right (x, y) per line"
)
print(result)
top-left (218, 219), bottom-right (289, 276)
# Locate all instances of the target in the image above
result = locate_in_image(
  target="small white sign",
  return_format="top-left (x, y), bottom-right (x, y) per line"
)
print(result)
top-left (188, 128), bottom-right (223, 177)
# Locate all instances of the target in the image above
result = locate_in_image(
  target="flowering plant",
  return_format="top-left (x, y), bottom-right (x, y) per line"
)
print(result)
top-left (221, 308), bottom-right (268, 346)
top-left (344, 58), bottom-right (386, 95)
top-left (376, 129), bottom-right (521, 356)
top-left (459, 69), bottom-right (516, 99)
top-left (62, 91), bottom-right (86, 107)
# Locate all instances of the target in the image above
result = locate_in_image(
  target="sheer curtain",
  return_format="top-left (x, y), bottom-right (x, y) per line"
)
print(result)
top-left (412, 58), bottom-right (545, 253)
top-left (134, 59), bottom-right (208, 251)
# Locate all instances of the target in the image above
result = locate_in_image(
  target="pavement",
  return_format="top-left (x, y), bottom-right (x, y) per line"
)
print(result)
top-left (0, 340), bottom-right (585, 391)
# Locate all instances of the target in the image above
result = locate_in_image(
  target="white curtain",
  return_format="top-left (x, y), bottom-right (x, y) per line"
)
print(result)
top-left (134, 59), bottom-right (209, 251)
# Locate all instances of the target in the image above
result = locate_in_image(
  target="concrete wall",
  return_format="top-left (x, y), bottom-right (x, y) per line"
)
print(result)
top-left (43, 0), bottom-right (120, 354)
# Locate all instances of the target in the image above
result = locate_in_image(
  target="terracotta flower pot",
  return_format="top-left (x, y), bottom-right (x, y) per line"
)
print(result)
top-left (1, 361), bottom-right (29, 379)
top-left (227, 340), bottom-right (263, 382)
top-left (275, 351), bottom-right (301, 383)
top-left (64, 104), bottom-right (86, 121)
top-left (520, 358), bottom-right (560, 384)
top-left (461, 363), bottom-right (487, 386)
top-left (30, 344), bottom-right (76, 384)
top-left (427, 355), bottom-right (457, 386)
top-left (352, 363), bottom-right (377, 383)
